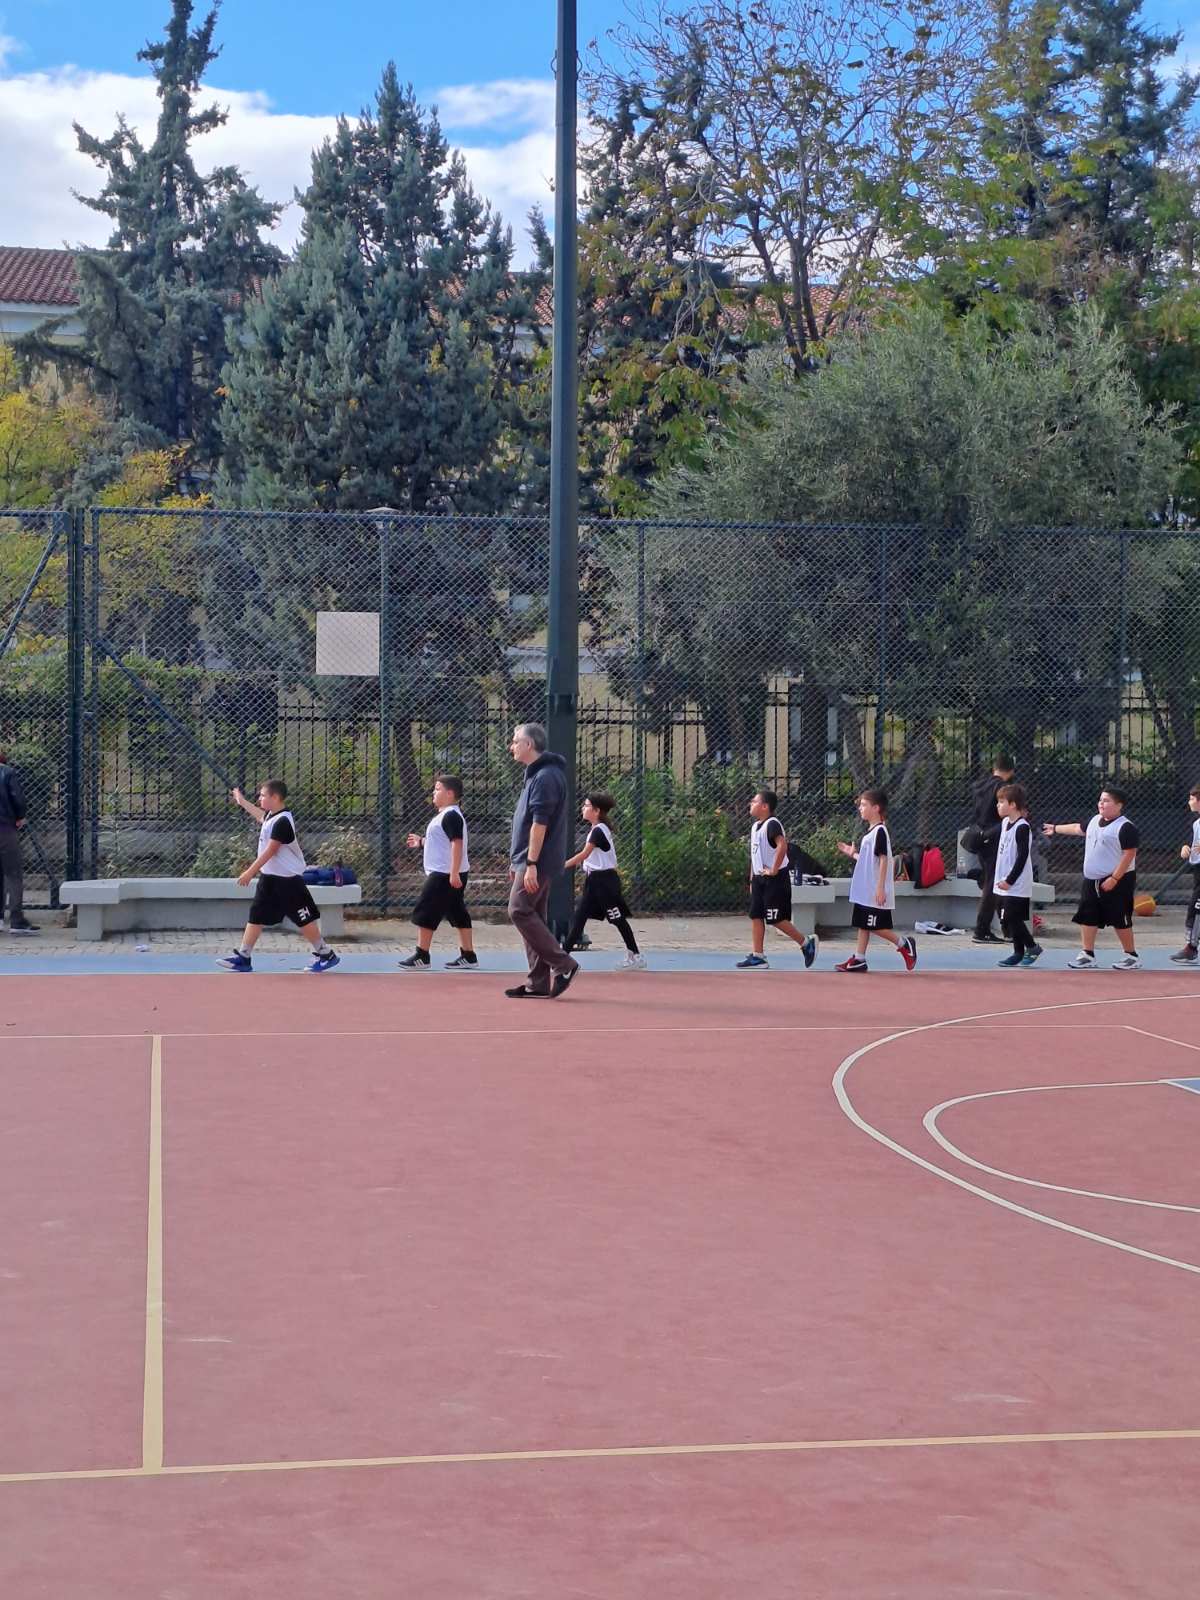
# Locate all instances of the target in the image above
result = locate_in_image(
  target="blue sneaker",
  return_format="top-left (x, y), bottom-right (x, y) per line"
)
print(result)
top-left (1020, 945), bottom-right (1044, 967)
top-left (802, 935), bottom-right (818, 970)
top-left (997, 952), bottom-right (1023, 967)
top-left (306, 950), bottom-right (341, 973)
top-left (216, 951), bottom-right (252, 972)
top-left (736, 953), bottom-right (769, 969)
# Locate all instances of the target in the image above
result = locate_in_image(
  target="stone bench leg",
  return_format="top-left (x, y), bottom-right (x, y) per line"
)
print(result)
top-left (75, 905), bottom-right (106, 941)
top-left (318, 906), bottom-right (346, 937)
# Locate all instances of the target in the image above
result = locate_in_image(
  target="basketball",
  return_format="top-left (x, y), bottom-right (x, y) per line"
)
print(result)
top-left (1134, 892), bottom-right (1156, 917)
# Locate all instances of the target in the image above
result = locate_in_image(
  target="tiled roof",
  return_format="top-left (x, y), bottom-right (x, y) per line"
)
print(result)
top-left (0, 247), bottom-right (79, 307)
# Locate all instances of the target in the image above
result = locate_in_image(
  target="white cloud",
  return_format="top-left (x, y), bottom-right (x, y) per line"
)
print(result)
top-left (431, 78), bottom-right (556, 131)
top-left (0, 56), bottom-right (555, 257)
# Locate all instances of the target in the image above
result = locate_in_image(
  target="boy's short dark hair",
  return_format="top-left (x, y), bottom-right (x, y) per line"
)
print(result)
top-left (860, 787), bottom-right (888, 815)
top-left (997, 782), bottom-right (1027, 810)
top-left (994, 754), bottom-right (1015, 773)
top-left (262, 778), bottom-right (288, 800)
top-left (586, 791), bottom-right (615, 817)
top-left (436, 774), bottom-right (464, 800)
top-left (756, 788), bottom-right (778, 811)
top-left (1101, 785), bottom-right (1128, 807)
top-left (1189, 783), bottom-right (1200, 800)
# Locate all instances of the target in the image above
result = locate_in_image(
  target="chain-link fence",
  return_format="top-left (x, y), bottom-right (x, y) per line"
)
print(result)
top-left (2, 508), bottom-right (1199, 913)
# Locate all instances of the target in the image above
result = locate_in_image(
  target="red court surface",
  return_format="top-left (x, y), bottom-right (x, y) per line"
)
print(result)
top-left (2, 971), bottom-right (1199, 1597)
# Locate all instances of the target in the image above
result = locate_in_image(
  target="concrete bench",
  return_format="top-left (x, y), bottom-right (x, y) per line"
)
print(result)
top-left (818, 877), bottom-right (1055, 932)
top-left (57, 878), bottom-right (362, 941)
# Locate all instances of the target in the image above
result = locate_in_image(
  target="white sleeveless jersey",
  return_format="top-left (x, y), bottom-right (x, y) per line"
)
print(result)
top-left (1189, 817), bottom-right (1200, 866)
top-left (750, 817), bottom-right (784, 875)
top-left (258, 809), bottom-right (307, 878)
top-left (849, 823), bottom-right (895, 910)
top-left (994, 816), bottom-right (1033, 899)
top-left (1083, 814), bottom-right (1136, 880)
top-left (424, 805), bottom-right (470, 873)
top-left (583, 822), bottom-right (618, 874)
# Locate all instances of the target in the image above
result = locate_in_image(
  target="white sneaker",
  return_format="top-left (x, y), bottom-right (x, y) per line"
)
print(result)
top-left (619, 953), bottom-right (648, 970)
top-left (1067, 952), bottom-right (1097, 969)
top-left (1111, 953), bottom-right (1142, 971)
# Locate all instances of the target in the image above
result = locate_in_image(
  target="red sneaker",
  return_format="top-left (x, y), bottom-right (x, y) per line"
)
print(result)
top-left (835, 956), bottom-right (868, 973)
top-left (898, 936), bottom-right (918, 971)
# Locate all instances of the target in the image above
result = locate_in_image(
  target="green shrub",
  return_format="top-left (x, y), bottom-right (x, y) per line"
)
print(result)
top-left (2, 739), bottom-right (56, 812)
top-left (187, 830), bottom-right (253, 878)
top-left (799, 820), bottom-right (857, 878)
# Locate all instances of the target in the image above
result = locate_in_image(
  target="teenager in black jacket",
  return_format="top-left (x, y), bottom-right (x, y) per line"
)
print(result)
top-left (969, 755), bottom-right (1016, 944)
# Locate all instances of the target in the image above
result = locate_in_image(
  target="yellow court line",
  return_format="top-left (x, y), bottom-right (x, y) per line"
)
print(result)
top-left (1, 1426), bottom-right (1198, 1487)
top-left (141, 1036), bottom-right (164, 1473)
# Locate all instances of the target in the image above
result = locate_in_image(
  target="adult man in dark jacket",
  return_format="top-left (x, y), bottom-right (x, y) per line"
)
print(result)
top-left (969, 754), bottom-right (1016, 944)
top-left (0, 748), bottom-right (35, 934)
top-left (505, 722), bottom-right (579, 998)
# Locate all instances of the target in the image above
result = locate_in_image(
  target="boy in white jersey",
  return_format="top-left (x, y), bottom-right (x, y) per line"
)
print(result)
top-left (1043, 786), bottom-right (1141, 970)
top-left (736, 788), bottom-right (818, 970)
top-left (1169, 783), bottom-right (1200, 964)
top-left (834, 788), bottom-right (917, 973)
top-left (399, 774), bottom-right (477, 970)
top-left (217, 780), bottom-right (340, 972)
top-left (562, 792), bottom-right (645, 969)
top-left (993, 782), bottom-right (1042, 967)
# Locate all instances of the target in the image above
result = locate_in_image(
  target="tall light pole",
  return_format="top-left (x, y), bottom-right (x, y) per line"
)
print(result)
top-left (546, 0), bottom-right (579, 937)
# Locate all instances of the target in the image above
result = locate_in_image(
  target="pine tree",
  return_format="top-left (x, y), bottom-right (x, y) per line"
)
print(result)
top-left (218, 65), bottom-right (544, 513)
top-left (39, 0), bottom-right (281, 473)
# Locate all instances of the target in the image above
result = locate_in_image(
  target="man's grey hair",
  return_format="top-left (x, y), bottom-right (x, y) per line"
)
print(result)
top-left (514, 721), bottom-right (548, 752)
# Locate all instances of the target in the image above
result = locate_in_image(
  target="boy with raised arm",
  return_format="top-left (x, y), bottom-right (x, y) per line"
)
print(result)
top-left (1043, 786), bottom-right (1140, 970)
top-left (217, 781), bottom-right (340, 973)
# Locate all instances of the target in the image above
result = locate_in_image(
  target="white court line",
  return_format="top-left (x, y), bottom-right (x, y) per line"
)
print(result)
top-left (1126, 1026), bottom-right (1200, 1056)
top-left (922, 1080), bottom-right (1200, 1214)
top-left (832, 991), bottom-right (1200, 1278)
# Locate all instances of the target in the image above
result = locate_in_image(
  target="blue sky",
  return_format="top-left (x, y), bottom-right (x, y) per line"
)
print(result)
top-left (2, 0), bottom-right (1197, 257)
top-left (6, 0), bottom-right (633, 120)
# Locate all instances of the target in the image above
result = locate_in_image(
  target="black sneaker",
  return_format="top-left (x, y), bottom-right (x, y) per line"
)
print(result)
top-left (7, 920), bottom-right (38, 936)
top-left (971, 932), bottom-right (1004, 946)
top-left (551, 961), bottom-right (580, 998)
top-left (398, 951), bottom-right (431, 970)
top-left (445, 953), bottom-right (479, 969)
top-left (1169, 945), bottom-right (1198, 964)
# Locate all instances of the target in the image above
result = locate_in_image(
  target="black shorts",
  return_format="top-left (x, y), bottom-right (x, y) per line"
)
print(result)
top-left (998, 896), bottom-right (1031, 929)
top-left (249, 874), bottom-right (321, 928)
top-left (1189, 865), bottom-right (1200, 921)
top-left (750, 873), bottom-right (793, 924)
top-left (578, 869), bottom-right (631, 924)
top-left (1073, 874), bottom-right (1136, 930)
top-left (851, 901), bottom-right (894, 931)
top-left (412, 871), bottom-right (472, 930)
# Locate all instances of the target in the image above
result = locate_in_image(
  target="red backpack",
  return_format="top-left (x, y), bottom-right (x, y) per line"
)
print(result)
top-left (918, 845), bottom-right (946, 888)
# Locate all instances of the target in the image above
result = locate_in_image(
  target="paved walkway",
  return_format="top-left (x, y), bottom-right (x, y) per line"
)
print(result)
top-left (2, 907), bottom-right (1195, 976)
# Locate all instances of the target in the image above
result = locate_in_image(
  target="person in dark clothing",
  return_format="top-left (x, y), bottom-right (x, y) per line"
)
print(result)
top-left (969, 755), bottom-right (1016, 944)
top-left (505, 722), bottom-right (579, 999)
top-left (0, 749), bottom-right (36, 934)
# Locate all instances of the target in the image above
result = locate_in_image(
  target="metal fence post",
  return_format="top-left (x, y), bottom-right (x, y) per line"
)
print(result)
top-left (874, 523), bottom-right (889, 782)
top-left (65, 508), bottom-right (84, 885)
top-left (633, 523), bottom-right (646, 896)
top-left (1114, 530), bottom-right (1129, 778)
top-left (87, 509), bottom-right (101, 875)
top-left (378, 513), bottom-right (393, 916)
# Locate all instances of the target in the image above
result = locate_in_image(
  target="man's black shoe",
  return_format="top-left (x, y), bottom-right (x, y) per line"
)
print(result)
top-left (504, 984), bottom-right (549, 998)
top-left (551, 962), bottom-right (580, 998)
